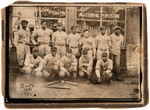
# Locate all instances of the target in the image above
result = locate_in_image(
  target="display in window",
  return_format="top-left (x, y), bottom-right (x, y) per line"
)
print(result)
top-left (41, 19), bottom-right (66, 32)
top-left (77, 20), bottom-right (100, 37)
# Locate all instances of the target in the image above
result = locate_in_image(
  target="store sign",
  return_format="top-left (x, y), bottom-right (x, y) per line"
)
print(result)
top-left (102, 8), bottom-right (125, 21)
top-left (77, 7), bottom-right (100, 19)
top-left (102, 13), bottom-right (120, 20)
top-left (41, 7), bottom-right (66, 18)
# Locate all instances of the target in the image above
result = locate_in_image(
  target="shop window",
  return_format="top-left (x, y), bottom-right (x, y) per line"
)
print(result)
top-left (76, 6), bottom-right (126, 38)
top-left (39, 7), bottom-right (66, 32)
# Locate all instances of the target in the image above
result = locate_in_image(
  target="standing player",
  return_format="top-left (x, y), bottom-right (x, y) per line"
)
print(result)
top-left (95, 52), bottom-right (113, 83)
top-left (66, 25), bottom-right (81, 57)
top-left (95, 26), bottom-right (111, 60)
top-left (110, 26), bottom-right (124, 76)
top-left (43, 47), bottom-right (60, 81)
top-left (52, 22), bottom-right (68, 57)
top-left (31, 21), bottom-right (53, 58)
top-left (79, 29), bottom-right (96, 60)
top-left (59, 49), bottom-right (77, 78)
top-left (14, 20), bottom-right (30, 68)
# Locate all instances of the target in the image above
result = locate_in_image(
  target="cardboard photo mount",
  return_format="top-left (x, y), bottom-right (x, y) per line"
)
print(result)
top-left (1, 1), bottom-right (148, 108)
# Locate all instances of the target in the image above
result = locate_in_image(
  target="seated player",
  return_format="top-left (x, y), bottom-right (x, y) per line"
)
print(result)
top-left (79, 48), bottom-right (93, 81)
top-left (22, 47), bottom-right (43, 78)
top-left (43, 47), bottom-right (60, 81)
top-left (59, 49), bottom-right (77, 78)
top-left (95, 52), bottom-right (113, 83)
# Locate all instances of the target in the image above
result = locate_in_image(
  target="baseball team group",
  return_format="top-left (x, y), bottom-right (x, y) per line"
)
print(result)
top-left (10, 16), bottom-right (124, 84)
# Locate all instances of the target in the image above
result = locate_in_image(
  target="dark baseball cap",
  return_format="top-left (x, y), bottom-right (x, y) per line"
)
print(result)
top-left (21, 20), bottom-right (28, 25)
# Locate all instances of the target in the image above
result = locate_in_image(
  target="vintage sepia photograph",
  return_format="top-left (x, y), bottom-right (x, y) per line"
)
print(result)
top-left (2, 2), bottom-right (148, 107)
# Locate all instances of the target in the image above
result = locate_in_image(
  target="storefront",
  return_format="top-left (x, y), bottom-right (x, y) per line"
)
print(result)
top-left (11, 6), bottom-right (141, 75)
top-left (76, 6), bottom-right (125, 37)
top-left (11, 6), bottom-right (126, 37)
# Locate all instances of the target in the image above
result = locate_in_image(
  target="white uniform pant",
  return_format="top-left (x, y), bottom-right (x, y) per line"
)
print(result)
top-left (79, 66), bottom-right (92, 77)
top-left (43, 65), bottom-right (59, 79)
top-left (55, 45), bottom-right (66, 57)
top-left (70, 47), bottom-right (78, 56)
top-left (22, 66), bottom-right (43, 79)
top-left (38, 44), bottom-right (51, 57)
top-left (59, 66), bottom-right (77, 78)
top-left (16, 43), bottom-right (30, 66)
top-left (95, 69), bottom-right (112, 81)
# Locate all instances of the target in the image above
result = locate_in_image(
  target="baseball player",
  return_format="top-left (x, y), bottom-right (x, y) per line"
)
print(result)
top-left (14, 20), bottom-right (30, 68)
top-left (59, 49), bottom-right (77, 78)
top-left (95, 52), bottom-right (113, 83)
top-left (110, 26), bottom-right (124, 75)
top-left (43, 47), bottom-right (60, 80)
top-left (95, 26), bottom-right (110, 60)
top-left (79, 29), bottom-right (96, 60)
top-left (79, 48), bottom-right (93, 80)
top-left (66, 25), bottom-right (81, 57)
top-left (52, 22), bottom-right (68, 57)
top-left (12, 13), bottom-right (21, 49)
top-left (22, 47), bottom-right (43, 77)
top-left (31, 21), bottom-right (53, 58)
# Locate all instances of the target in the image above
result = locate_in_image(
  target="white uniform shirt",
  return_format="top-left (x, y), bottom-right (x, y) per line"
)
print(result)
top-left (24, 54), bottom-right (43, 71)
top-left (52, 30), bottom-right (67, 46)
top-left (110, 33), bottom-right (124, 55)
top-left (32, 28), bottom-right (53, 44)
top-left (95, 33), bottom-right (111, 50)
top-left (79, 36), bottom-right (96, 49)
top-left (67, 33), bottom-right (80, 48)
top-left (43, 54), bottom-right (60, 67)
top-left (60, 55), bottom-right (77, 70)
top-left (79, 55), bottom-right (93, 68)
top-left (14, 28), bottom-right (30, 46)
top-left (96, 58), bottom-right (113, 71)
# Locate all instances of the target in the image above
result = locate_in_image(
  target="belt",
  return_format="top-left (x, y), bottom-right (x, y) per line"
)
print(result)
top-left (40, 43), bottom-right (49, 45)
top-left (83, 48), bottom-right (92, 51)
top-left (98, 48), bottom-right (107, 51)
top-left (70, 46), bottom-right (78, 48)
top-left (55, 44), bottom-right (65, 46)
top-left (18, 42), bottom-right (28, 45)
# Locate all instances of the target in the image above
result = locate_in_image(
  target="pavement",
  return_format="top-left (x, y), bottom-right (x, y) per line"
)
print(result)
top-left (9, 72), bottom-right (140, 101)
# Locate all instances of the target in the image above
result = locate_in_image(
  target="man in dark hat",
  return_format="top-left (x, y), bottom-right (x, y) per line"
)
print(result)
top-left (59, 48), bottom-right (77, 78)
top-left (52, 22), bottom-right (68, 57)
top-left (95, 26), bottom-right (110, 60)
top-left (95, 52), bottom-right (113, 83)
top-left (14, 19), bottom-right (30, 68)
top-left (109, 26), bottom-right (124, 76)
top-left (43, 47), bottom-right (60, 81)
top-left (31, 20), bottom-right (53, 58)
top-left (79, 48), bottom-right (93, 82)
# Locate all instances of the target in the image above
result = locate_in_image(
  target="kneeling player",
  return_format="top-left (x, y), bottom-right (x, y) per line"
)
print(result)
top-left (43, 47), bottom-right (60, 81)
top-left (22, 47), bottom-right (43, 78)
top-left (59, 49), bottom-right (77, 78)
top-left (95, 52), bottom-right (113, 83)
top-left (79, 49), bottom-right (93, 81)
